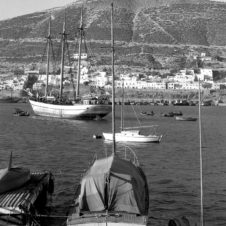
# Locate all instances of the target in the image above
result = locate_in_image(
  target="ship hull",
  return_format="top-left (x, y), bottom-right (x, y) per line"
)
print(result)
top-left (29, 100), bottom-right (111, 120)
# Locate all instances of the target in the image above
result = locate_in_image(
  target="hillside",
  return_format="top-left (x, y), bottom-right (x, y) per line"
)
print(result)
top-left (1, 0), bottom-right (226, 75)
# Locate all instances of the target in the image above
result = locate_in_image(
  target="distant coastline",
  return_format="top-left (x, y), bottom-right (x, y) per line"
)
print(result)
top-left (1, 87), bottom-right (226, 106)
top-left (0, 90), bottom-right (26, 103)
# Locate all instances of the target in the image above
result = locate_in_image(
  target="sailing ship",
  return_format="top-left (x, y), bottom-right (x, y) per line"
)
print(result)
top-left (29, 11), bottom-right (111, 120)
top-left (103, 80), bottom-right (162, 143)
top-left (66, 4), bottom-right (149, 226)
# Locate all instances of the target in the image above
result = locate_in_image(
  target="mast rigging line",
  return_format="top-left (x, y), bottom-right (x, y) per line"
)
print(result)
top-left (41, 39), bottom-right (57, 68)
top-left (131, 104), bottom-right (142, 127)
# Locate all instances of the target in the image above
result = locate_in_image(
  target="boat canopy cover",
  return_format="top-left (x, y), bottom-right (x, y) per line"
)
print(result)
top-left (78, 155), bottom-right (149, 215)
top-left (0, 167), bottom-right (30, 194)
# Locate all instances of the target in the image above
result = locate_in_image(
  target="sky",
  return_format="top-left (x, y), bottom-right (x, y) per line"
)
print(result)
top-left (0, 0), bottom-right (76, 21)
top-left (1, 0), bottom-right (226, 21)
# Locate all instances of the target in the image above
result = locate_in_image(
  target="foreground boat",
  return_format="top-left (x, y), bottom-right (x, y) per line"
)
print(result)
top-left (67, 153), bottom-right (149, 226)
top-left (0, 153), bottom-right (54, 226)
top-left (29, 10), bottom-right (111, 120)
top-left (0, 171), bottom-right (54, 226)
top-left (67, 4), bottom-right (149, 225)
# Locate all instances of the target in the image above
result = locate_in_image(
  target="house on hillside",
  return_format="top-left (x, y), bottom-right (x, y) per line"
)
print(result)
top-left (195, 68), bottom-right (213, 81)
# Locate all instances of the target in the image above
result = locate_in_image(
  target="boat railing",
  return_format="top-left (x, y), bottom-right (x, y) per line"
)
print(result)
top-left (115, 144), bottom-right (140, 166)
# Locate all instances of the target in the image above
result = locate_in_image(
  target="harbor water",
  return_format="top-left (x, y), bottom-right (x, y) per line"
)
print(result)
top-left (0, 103), bottom-right (226, 226)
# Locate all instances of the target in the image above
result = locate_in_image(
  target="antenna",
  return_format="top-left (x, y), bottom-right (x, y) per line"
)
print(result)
top-left (199, 79), bottom-right (204, 226)
top-left (111, 2), bottom-right (116, 155)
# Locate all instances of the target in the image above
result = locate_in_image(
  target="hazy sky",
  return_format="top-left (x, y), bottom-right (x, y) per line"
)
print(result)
top-left (1, 0), bottom-right (226, 21)
top-left (0, 0), bottom-right (76, 21)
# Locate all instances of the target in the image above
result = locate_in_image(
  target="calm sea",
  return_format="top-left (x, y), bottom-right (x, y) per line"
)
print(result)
top-left (0, 103), bottom-right (226, 226)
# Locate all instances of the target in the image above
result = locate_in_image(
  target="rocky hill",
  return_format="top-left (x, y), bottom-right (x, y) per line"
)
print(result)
top-left (1, 0), bottom-right (226, 74)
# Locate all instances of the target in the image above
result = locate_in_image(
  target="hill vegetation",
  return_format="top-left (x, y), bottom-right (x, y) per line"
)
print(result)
top-left (0, 0), bottom-right (226, 80)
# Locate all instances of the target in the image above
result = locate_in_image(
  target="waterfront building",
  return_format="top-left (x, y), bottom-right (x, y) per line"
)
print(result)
top-left (146, 82), bottom-right (167, 90)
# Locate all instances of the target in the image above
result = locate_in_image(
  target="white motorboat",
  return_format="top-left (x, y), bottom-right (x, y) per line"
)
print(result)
top-left (103, 129), bottom-right (162, 143)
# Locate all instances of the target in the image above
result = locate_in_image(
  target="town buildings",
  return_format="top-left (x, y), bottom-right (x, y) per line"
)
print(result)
top-left (1, 66), bottom-right (226, 92)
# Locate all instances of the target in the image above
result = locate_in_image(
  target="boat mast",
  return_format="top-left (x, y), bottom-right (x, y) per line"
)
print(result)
top-left (199, 79), bottom-right (204, 226)
top-left (111, 2), bottom-right (116, 154)
top-left (76, 7), bottom-right (83, 99)
top-left (120, 79), bottom-right (124, 132)
top-left (45, 16), bottom-right (51, 98)
top-left (60, 12), bottom-right (67, 99)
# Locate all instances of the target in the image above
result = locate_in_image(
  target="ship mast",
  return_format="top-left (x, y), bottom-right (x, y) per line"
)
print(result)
top-left (60, 12), bottom-right (67, 99)
top-left (76, 8), bottom-right (84, 99)
top-left (45, 16), bottom-right (51, 98)
top-left (111, 2), bottom-right (116, 154)
top-left (199, 79), bottom-right (204, 226)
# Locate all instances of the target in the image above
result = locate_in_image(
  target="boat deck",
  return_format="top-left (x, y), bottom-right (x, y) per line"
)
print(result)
top-left (0, 171), bottom-right (53, 226)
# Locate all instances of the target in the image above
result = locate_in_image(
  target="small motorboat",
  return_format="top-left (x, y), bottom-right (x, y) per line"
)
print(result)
top-left (172, 111), bottom-right (183, 116)
top-left (140, 111), bottom-right (154, 116)
top-left (161, 111), bottom-right (183, 117)
top-left (161, 112), bottom-right (174, 117)
top-left (175, 116), bottom-right (197, 121)
top-left (13, 108), bottom-right (30, 116)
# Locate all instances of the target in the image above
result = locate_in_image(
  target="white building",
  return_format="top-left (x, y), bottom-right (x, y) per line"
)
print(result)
top-left (174, 70), bottom-right (194, 82)
top-left (167, 82), bottom-right (202, 90)
top-left (115, 79), bottom-right (137, 89)
top-left (195, 68), bottom-right (213, 81)
top-left (73, 53), bottom-right (88, 60)
top-left (145, 82), bottom-right (166, 90)
top-left (94, 72), bottom-right (109, 87)
top-left (80, 67), bottom-right (89, 83)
